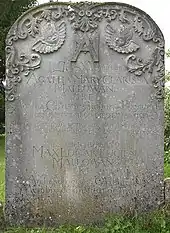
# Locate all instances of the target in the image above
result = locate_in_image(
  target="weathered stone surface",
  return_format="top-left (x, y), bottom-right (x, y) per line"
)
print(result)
top-left (165, 178), bottom-right (170, 203)
top-left (5, 2), bottom-right (164, 226)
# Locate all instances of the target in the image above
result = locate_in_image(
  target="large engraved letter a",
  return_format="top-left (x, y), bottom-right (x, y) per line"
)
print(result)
top-left (71, 32), bottom-right (99, 62)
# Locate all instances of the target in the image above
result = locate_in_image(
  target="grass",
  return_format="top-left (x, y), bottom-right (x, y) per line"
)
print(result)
top-left (165, 150), bottom-right (170, 178)
top-left (1, 210), bottom-right (170, 232)
top-left (0, 135), bottom-right (170, 232)
top-left (165, 163), bottom-right (170, 178)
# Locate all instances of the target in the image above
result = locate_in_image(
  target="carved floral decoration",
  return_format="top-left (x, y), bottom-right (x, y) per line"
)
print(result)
top-left (5, 2), bottom-right (164, 101)
top-left (67, 2), bottom-right (118, 32)
top-left (6, 43), bottom-right (41, 101)
top-left (126, 47), bottom-right (164, 99)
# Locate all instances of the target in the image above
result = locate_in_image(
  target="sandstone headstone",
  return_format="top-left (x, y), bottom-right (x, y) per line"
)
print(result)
top-left (5, 2), bottom-right (165, 226)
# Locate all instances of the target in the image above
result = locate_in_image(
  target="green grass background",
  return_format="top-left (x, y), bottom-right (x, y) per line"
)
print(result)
top-left (165, 163), bottom-right (170, 178)
top-left (0, 135), bottom-right (170, 232)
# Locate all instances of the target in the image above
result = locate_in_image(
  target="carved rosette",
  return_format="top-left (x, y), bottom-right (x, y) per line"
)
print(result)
top-left (5, 2), bottom-right (164, 101)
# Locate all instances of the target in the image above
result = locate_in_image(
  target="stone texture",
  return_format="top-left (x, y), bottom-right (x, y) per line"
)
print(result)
top-left (165, 178), bottom-right (170, 204)
top-left (5, 2), bottom-right (165, 226)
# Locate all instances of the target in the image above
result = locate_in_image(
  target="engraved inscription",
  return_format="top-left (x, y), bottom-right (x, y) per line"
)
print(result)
top-left (32, 145), bottom-right (137, 170)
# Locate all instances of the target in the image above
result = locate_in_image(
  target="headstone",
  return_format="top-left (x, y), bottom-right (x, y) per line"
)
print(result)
top-left (5, 2), bottom-right (165, 226)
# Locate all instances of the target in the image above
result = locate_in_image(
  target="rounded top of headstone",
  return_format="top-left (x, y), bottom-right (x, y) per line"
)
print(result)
top-left (6, 1), bottom-right (164, 42)
top-left (5, 1), bottom-right (164, 101)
